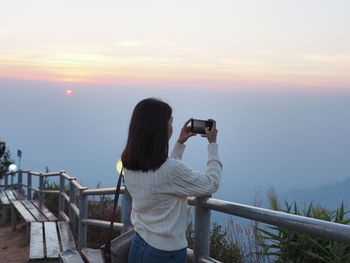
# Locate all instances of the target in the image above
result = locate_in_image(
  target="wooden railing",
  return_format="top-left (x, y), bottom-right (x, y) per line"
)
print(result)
top-left (2, 170), bottom-right (350, 263)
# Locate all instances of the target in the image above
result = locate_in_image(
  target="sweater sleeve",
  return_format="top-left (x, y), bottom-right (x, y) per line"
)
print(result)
top-left (170, 142), bottom-right (186, 160)
top-left (167, 143), bottom-right (223, 197)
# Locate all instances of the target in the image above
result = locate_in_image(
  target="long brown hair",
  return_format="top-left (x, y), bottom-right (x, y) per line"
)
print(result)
top-left (121, 98), bottom-right (172, 172)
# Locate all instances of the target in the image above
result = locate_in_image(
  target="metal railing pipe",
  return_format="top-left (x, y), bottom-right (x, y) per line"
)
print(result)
top-left (121, 187), bottom-right (132, 233)
top-left (78, 190), bottom-right (88, 249)
top-left (60, 211), bottom-right (69, 223)
top-left (61, 172), bottom-right (76, 181)
top-left (69, 179), bottom-right (77, 234)
top-left (41, 190), bottom-right (60, 194)
top-left (40, 172), bottom-right (62, 177)
top-left (199, 256), bottom-right (221, 263)
top-left (10, 173), bottom-right (14, 189)
top-left (4, 174), bottom-right (8, 188)
top-left (61, 192), bottom-right (70, 203)
top-left (30, 187), bottom-right (40, 192)
top-left (27, 172), bottom-right (32, 200)
top-left (69, 203), bottom-right (80, 217)
top-left (202, 198), bottom-right (350, 244)
top-left (39, 174), bottom-right (44, 208)
top-left (29, 171), bottom-right (41, 176)
top-left (82, 187), bottom-right (126, 196)
top-left (18, 170), bottom-right (23, 193)
top-left (194, 196), bottom-right (211, 263)
top-left (71, 179), bottom-right (88, 191)
top-left (59, 174), bottom-right (65, 220)
top-left (82, 219), bottom-right (124, 231)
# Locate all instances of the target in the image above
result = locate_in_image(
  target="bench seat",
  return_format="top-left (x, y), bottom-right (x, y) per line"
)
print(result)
top-left (30, 221), bottom-right (80, 262)
top-left (11, 200), bottom-right (58, 228)
top-left (0, 189), bottom-right (24, 223)
top-left (11, 199), bottom-right (58, 245)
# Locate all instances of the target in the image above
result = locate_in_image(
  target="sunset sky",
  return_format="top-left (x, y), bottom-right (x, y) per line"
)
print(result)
top-left (1, 1), bottom-right (350, 210)
top-left (1, 0), bottom-right (349, 90)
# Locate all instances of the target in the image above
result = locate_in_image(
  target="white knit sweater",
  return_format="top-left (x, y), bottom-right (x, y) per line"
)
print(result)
top-left (124, 142), bottom-right (223, 251)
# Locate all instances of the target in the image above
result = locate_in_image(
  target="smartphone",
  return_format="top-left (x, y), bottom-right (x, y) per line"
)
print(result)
top-left (191, 119), bottom-right (213, 135)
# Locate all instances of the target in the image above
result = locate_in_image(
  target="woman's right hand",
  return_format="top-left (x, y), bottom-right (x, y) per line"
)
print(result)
top-left (204, 119), bottom-right (217, 143)
top-left (177, 119), bottom-right (197, 144)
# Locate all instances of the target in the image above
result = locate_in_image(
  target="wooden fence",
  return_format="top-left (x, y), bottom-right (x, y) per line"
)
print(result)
top-left (2, 170), bottom-right (350, 263)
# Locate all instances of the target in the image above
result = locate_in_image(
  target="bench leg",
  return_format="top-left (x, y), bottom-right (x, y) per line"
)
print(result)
top-left (2, 206), bottom-right (10, 224)
top-left (11, 204), bottom-right (17, 230)
top-left (26, 223), bottom-right (31, 245)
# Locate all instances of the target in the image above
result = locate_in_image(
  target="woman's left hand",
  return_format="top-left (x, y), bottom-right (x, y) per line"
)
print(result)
top-left (177, 119), bottom-right (196, 144)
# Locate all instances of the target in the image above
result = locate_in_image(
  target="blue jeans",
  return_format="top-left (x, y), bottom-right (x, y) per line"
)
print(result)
top-left (128, 232), bottom-right (187, 263)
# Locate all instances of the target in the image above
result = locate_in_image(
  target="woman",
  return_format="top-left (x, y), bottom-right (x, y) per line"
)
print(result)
top-left (122, 98), bottom-right (223, 263)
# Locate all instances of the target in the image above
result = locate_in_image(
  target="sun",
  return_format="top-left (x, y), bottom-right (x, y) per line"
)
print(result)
top-left (65, 90), bottom-right (73, 96)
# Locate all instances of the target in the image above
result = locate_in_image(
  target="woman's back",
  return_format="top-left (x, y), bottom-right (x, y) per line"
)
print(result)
top-left (125, 142), bottom-right (222, 251)
top-left (125, 158), bottom-right (189, 251)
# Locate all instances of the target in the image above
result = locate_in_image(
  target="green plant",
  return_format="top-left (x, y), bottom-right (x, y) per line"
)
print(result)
top-left (86, 194), bottom-right (121, 248)
top-left (210, 222), bottom-right (245, 263)
top-left (186, 220), bottom-right (250, 263)
top-left (43, 180), bottom-right (60, 215)
top-left (0, 147), bottom-right (14, 178)
top-left (258, 189), bottom-right (350, 263)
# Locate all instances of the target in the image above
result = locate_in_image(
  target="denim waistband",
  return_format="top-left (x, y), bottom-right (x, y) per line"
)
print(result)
top-left (132, 232), bottom-right (186, 253)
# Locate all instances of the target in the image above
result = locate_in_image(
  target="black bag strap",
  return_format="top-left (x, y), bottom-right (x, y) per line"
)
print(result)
top-left (103, 168), bottom-right (124, 263)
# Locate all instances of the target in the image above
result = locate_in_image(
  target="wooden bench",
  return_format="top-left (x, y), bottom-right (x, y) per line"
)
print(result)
top-left (2, 190), bottom-right (104, 263)
top-left (32, 221), bottom-right (103, 263)
top-left (0, 189), bottom-right (24, 223)
top-left (59, 248), bottom-right (104, 263)
top-left (30, 221), bottom-right (80, 262)
top-left (11, 199), bottom-right (58, 244)
top-left (11, 199), bottom-right (58, 225)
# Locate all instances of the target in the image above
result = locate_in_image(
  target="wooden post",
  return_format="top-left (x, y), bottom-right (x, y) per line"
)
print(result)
top-left (59, 172), bottom-right (65, 220)
top-left (27, 171), bottom-right (32, 200)
top-left (11, 203), bottom-right (17, 230)
top-left (5, 174), bottom-right (8, 188)
top-left (69, 179), bottom-right (76, 235)
top-left (121, 188), bottom-right (133, 233)
top-left (194, 195), bottom-right (211, 263)
top-left (78, 191), bottom-right (88, 249)
top-left (39, 173), bottom-right (44, 208)
top-left (10, 173), bottom-right (14, 189)
top-left (18, 170), bottom-right (23, 194)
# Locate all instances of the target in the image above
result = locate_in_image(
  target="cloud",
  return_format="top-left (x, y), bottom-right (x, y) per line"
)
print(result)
top-left (117, 41), bottom-right (144, 48)
top-left (303, 53), bottom-right (350, 63)
top-left (0, 28), bottom-right (7, 37)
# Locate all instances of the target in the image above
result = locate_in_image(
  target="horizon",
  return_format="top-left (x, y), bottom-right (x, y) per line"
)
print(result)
top-left (1, 78), bottom-right (350, 207)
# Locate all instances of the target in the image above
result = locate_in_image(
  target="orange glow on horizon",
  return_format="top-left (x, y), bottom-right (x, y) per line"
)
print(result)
top-left (0, 50), bottom-right (349, 91)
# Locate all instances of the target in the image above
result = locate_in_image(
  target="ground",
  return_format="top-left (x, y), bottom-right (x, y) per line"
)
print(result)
top-left (0, 222), bottom-right (29, 263)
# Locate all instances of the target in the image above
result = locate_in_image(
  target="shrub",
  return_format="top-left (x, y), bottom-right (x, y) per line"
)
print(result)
top-left (258, 189), bottom-right (350, 263)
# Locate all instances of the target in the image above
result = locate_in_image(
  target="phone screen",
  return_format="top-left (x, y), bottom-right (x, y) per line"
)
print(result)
top-left (191, 119), bottom-right (212, 134)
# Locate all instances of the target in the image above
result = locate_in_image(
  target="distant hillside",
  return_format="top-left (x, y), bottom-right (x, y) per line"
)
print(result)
top-left (280, 177), bottom-right (350, 211)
